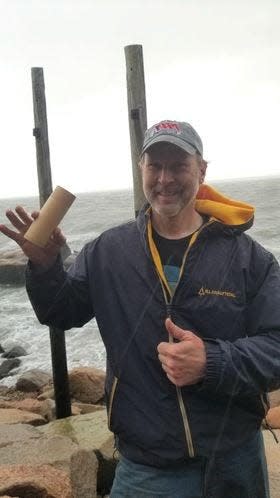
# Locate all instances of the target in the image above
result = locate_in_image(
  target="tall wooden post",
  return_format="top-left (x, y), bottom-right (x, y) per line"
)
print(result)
top-left (31, 68), bottom-right (71, 419)
top-left (125, 45), bottom-right (147, 216)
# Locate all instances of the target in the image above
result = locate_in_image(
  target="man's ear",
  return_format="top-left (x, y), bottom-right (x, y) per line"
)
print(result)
top-left (199, 159), bottom-right (207, 184)
top-left (139, 155), bottom-right (144, 171)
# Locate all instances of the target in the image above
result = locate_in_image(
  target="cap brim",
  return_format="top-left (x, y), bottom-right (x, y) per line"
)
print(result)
top-left (142, 135), bottom-right (197, 155)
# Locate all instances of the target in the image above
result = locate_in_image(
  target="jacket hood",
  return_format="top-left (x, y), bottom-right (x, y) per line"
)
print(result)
top-left (195, 184), bottom-right (254, 230)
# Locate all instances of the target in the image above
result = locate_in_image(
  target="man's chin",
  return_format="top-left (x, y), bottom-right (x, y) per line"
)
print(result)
top-left (151, 202), bottom-right (182, 218)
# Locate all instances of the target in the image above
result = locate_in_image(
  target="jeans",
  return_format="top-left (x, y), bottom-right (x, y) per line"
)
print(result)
top-left (110, 431), bottom-right (270, 498)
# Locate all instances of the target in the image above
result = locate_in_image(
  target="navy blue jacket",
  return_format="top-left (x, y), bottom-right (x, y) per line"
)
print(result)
top-left (26, 184), bottom-right (280, 467)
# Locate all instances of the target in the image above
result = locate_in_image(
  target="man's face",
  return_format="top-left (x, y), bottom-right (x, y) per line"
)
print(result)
top-left (140, 143), bottom-right (206, 218)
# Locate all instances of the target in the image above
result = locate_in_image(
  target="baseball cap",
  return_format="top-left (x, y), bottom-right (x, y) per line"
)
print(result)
top-left (142, 120), bottom-right (203, 157)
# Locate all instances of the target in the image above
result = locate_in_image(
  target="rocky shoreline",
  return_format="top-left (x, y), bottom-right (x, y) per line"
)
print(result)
top-left (0, 365), bottom-right (115, 497)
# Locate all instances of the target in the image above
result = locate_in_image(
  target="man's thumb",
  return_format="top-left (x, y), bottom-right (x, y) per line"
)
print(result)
top-left (165, 318), bottom-right (189, 341)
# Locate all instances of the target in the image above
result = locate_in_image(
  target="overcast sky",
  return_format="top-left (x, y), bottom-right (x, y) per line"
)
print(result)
top-left (0, 0), bottom-right (279, 198)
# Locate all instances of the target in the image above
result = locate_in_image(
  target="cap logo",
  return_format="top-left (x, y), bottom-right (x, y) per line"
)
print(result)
top-left (154, 121), bottom-right (180, 134)
top-left (142, 120), bottom-right (203, 157)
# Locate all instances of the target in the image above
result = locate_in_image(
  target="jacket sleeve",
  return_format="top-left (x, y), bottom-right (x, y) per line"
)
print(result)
top-left (201, 245), bottom-right (280, 396)
top-left (26, 244), bottom-right (94, 330)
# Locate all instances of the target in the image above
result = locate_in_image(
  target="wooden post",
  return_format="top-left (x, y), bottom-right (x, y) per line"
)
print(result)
top-left (31, 67), bottom-right (71, 419)
top-left (124, 45), bottom-right (147, 216)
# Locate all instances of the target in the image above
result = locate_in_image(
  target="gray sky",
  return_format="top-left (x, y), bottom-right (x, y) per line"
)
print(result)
top-left (0, 0), bottom-right (279, 197)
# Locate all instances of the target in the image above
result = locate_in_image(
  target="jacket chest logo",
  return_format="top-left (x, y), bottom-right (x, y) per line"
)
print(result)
top-left (198, 286), bottom-right (236, 298)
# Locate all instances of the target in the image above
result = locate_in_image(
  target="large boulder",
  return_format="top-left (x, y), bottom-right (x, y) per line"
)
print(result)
top-left (0, 408), bottom-right (46, 426)
top-left (16, 369), bottom-right (52, 392)
top-left (0, 359), bottom-right (21, 380)
top-left (39, 410), bottom-right (116, 494)
top-left (0, 249), bottom-right (75, 285)
top-left (0, 249), bottom-right (27, 285)
top-left (0, 410), bottom-right (116, 496)
top-left (0, 433), bottom-right (79, 470)
top-left (269, 389), bottom-right (280, 409)
top-left (70, 449), bottom-right (98, 498)
top-left (68, 367), bottom-right (105, 404)
top-left (2, 345), bottom-right (28, 359)
top-left (0, 423), bottom-right (42, 448)
top-left (39, 410), bottom-right (113, 454)
top-left (266, 407), bottom-right (280, 429)
top-left (0, 398), bottom-right (55, 421)
top-left (0, 464), bottom-right (72, 498)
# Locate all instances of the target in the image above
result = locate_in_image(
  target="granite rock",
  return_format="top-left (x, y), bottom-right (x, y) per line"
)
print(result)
top-left (16, 369), bottom-right (52, 391)
top-left (68, 367), bottom-right (105, 404)
top-left (0, 464), bottom-right (72, 498)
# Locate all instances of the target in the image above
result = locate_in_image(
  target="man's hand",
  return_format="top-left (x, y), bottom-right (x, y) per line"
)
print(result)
top-left (157, 318), bottom-right (206, 387)
top-left (0, 206), bottom-right (66, 268)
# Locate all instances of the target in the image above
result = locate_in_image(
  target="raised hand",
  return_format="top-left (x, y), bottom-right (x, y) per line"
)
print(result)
top-left (0, 206), bottom-right (66, 268)
top-left (157, 318), bottom-right (206, 387)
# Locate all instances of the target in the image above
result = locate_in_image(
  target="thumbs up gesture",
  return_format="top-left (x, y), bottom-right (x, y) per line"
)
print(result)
top-left (157, 318), bottom-right (206, 387)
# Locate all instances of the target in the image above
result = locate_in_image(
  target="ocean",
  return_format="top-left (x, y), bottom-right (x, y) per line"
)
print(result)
top-left (0, 177), bottom-right (279, 386)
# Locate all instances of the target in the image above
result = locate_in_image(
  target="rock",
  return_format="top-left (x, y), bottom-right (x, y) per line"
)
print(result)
top-left (70, 404), bottom-right (82, 416)
top-left (1, 495), bottom-right (19, 498)
top-left (69, 367), bottom-right (105, 404)
top-left (0, 358), bottom-right (21, 380)
top-left (269, 389), bottom-right (280, 409)
top-left (37, 387), bottom-right (55, 400)
top-left (16, 369), bottom-right (52, 391)
top-left (39, 410), bottom-right (117, 494)
top-left (0, 397), bottom-right (55, 421)
top-left (0, 344), bottom-right (4, 353)
top-left (0, 433), bottom-right (79, 470)
top-left (0, 423), bottom-right (41, 448)
top-left (0, 249), bottom-right (28, 285)
top-left (0, 464), bottom-right (72, 498)
top-left (0, 249), bottom-right (75, 285)
top-left (263, 429), bottom-right (280, 498)
top-left (0, 385), bottom-right (9, 397)
top-left (2, 345), bottom-right (27, 358)
top-left (266, 407), bottom-right (280, 429)
top-left (72, 402), bottom-right (105, 414)
top-left (0, 411), bottom-right (114, 495)
top-left (39, 410), bottom-right (113, 453)
top-left (0, 249), bottom-right (27, 265)
top-left (0, 385), bottom-right (38, 401)
top-left (70, 448), bottom-right (98, 498)
top-left (0, 408), bottom-right (46, 426)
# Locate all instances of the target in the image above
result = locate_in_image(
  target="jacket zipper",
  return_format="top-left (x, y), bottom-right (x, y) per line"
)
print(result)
top-left (148, 217), bottom-right (215, 458)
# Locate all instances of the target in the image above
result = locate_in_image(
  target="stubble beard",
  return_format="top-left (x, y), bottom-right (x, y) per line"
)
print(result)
top-left (147, 188), bottom-right (196, 219)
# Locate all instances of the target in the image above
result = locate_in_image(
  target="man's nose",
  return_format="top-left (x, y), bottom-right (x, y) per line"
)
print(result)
top-left (158, 167), bottom-right (174, 183)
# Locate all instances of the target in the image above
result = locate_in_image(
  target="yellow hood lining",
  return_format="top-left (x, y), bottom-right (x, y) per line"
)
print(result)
top-left (195, 184), bottom-right (254, 226)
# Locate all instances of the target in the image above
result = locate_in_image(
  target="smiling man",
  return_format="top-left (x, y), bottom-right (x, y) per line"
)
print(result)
top-left (1, 120), bottom-right (279, 498)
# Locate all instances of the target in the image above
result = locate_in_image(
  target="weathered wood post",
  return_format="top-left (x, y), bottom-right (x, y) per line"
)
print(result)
top-left (124, 44), bottom-right (147, 216)
top-left (31, 67), bottom-right (71, 419)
